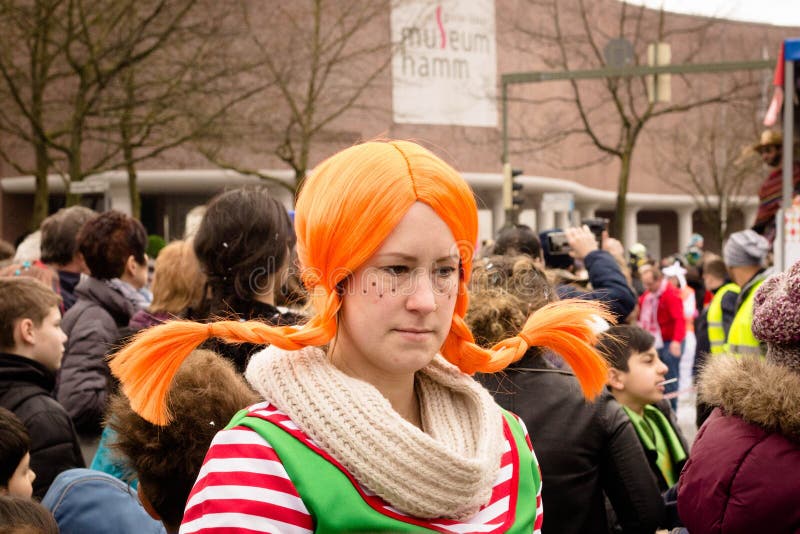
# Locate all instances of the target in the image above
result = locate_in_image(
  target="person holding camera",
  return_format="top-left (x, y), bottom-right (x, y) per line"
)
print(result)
top-left (540, 225), bottom-right (637, 324)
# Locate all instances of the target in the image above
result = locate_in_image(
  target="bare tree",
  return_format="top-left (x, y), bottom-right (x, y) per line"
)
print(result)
top-left (91, 1), bottom-right (264, 218)
top-left (199, 0), bottom-right (394, 195)
top-left (0, 0), bottom-right (255, 225)
top-left (504, 0), bottom-right (758, 238)
top-left (0, 0), bottom-right (69, 228)
top-left (650, 101), bottom-right (762, 247)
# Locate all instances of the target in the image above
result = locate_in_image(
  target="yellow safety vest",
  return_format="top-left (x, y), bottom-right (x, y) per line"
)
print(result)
top-left (707, 282), bottom-right (740, 355)
top-left (726, 278), bottom-right (766, 358)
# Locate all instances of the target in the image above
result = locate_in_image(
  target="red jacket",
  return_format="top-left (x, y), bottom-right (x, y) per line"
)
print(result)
top-left (638, 283), bottom-right (685, 343)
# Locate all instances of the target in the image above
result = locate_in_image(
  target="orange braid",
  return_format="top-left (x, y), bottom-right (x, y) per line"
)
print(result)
top-left (442, 299), bottom-right (611, 400)
top-left (109, 316), bottom-right (338, 425)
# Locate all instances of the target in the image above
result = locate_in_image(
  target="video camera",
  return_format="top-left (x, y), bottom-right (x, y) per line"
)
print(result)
top-left (546, 218), bottom-right (609, 256)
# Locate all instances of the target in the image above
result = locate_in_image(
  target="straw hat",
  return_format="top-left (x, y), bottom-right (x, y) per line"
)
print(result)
top-left (752, 130), bottom-right (782, 153)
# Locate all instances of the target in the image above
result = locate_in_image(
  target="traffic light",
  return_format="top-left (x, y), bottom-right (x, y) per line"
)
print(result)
top-left (511, 169), bottom-right (524, 208)
top-left (502, 164), bottom-right (524, 226)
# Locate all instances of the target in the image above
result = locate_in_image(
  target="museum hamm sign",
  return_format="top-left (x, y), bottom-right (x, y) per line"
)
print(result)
top-left (391, 0), bottom-right (497, 127)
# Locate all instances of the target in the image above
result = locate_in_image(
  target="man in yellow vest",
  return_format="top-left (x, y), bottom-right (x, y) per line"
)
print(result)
top-left (722, 230), bottom-right (772, 359)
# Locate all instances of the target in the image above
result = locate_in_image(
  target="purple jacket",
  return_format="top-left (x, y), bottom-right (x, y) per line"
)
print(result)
top-left (678, 356), bottom-right (800, 533)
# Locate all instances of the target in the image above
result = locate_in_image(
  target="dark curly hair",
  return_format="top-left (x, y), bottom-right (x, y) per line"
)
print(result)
top-left (466, 255), bottom-right (556, 348)
top-left (77, 211), bottom-right (147, 280)
top-left (107, 349), bottom-right (258, 531)
top-left (0, 407), bottom-right (30, 489)
top-left (193, 187), bottom-right (295, 316)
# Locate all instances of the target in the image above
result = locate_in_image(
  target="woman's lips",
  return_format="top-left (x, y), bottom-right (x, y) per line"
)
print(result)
top-left (394, 328), bottom-right (434, 342)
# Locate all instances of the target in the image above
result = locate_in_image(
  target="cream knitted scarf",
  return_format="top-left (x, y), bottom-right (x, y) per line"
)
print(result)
top-left (245, 345), bottom-right (505, 520)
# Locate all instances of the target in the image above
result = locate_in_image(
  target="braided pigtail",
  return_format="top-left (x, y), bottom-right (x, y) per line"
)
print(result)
top-left (110, 290), bottom-right (342, 426)
top-left (444, 299), bottom-right (611, 400)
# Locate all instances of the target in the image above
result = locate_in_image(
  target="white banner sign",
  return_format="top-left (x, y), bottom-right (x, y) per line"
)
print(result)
top-left (391, 0), bottom-right (497, 127)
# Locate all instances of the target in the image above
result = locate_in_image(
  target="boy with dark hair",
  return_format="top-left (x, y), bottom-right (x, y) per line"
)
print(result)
top-left (0, 407), bottom-right (35, 498)
top-left (0, 278), bottom-right (84, 498)
top-left (597, 325), bottom-right (689, 528)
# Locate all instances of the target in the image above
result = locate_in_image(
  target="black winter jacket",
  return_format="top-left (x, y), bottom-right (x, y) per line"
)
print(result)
top-left (57, 278), bottom-right (136, 435)
top-left (0, 353), bottom-right (84, 498)
top-left (557, 250), bottom-right (637, 323)
top-left (477, 351), bottom-right (664, 534)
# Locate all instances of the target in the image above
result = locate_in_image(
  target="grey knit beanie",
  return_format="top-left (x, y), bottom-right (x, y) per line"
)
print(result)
top-left (723, 230), bottom-right (770, 268)
top-left (752, 260), bottom-right (800, 372)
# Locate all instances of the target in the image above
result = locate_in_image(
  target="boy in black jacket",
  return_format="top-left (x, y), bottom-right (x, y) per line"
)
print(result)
top-left (598, 325), bottom-right (690, 529)
top-left (0, 278), bottom-right (84, 498)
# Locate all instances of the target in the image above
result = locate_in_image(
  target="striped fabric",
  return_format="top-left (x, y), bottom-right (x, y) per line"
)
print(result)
top-left (180, 402), bottom-right (542, 534)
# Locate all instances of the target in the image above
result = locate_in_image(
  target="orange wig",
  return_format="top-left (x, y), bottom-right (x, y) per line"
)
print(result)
top-left (111, 140), bottom-right (610, 425)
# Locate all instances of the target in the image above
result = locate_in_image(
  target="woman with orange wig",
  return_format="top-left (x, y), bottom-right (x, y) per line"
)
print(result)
top-left (110, 140), bottom-right (611, 533)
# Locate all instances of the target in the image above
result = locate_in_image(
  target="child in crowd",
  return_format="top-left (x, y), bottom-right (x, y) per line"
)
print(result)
top-left (467, 255), bottom-right (664, 534)
top-left (110, 140), bottom-right (612, 533)
top-left (597, 325), bottom-right (689, 528)
top-left (0, 407), bottom-right (35, 498)
top-left (0, 278), bottom-right (84, 498)
top-left (107, 349), bottom-right (258, 533)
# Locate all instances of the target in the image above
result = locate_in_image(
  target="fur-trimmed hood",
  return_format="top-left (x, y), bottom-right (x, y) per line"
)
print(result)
top-left (698, 356), bottom-right (800, 442)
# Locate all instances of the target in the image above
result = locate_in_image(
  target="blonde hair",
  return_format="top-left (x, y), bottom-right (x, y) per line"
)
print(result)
top-left (149, 241), bottom-right (205, 315)
top-left (111, 140), bottom-right (610, 425)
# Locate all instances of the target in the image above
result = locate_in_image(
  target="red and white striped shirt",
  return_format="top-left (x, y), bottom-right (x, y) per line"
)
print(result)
top-left (180, 401), bottom-right (543, 533)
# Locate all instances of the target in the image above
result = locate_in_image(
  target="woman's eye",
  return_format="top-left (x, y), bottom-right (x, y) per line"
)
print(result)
top-left (384, 265), bottom-right (409, 275)
top-left (435, 266), bottom-right (457, 277)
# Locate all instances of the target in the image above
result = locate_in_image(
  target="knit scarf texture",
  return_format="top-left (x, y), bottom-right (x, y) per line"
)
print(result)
top-left (245, 345), bottom-right (505, 520)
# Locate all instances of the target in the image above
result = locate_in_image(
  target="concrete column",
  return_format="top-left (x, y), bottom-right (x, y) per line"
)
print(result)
top-left (577, 203), bottom-right (599, 221)
top-left (518, 209), bottom-right (538, 232)
top-left (538, 204), bottom-right (555, 231)
top-left (491, 191), bottom-right (505, 235)
top-left (108, 182), bottom-right (132, 215)
top-left (740, 204), bottom-right (758, 229)
top-left (555, 210), bottom-right (570, 229)
top-left (624, 207), bottom-right (639, 250)
top-left (676, 207), bottom-right (695, 253)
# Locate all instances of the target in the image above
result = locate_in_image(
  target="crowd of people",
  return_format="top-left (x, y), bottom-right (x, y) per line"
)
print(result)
top-left (0, 138), bottom-right (797, 533)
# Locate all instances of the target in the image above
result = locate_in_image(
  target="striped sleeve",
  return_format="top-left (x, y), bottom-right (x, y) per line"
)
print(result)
top-left (179, 426), bottom-right (313, 534)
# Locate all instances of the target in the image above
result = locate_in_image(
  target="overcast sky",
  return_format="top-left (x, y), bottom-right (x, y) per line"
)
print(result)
top-left (620, 0), bottom-right (800, 27)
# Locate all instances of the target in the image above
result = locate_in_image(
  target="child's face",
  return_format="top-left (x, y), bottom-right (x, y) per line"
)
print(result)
top-left (1, 452), bottom-right (35, 499)
top-left (613, 346), bottom-right (669, 407)
top-left (31, 306), bottom-right (67, 372)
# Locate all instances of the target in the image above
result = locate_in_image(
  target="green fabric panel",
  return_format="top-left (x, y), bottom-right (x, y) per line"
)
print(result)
top-left (229, 409), bottom-right (539, 532)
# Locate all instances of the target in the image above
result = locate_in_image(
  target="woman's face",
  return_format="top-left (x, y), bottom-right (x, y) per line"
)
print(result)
top-left (331, 202), bottom-right (461, 383)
